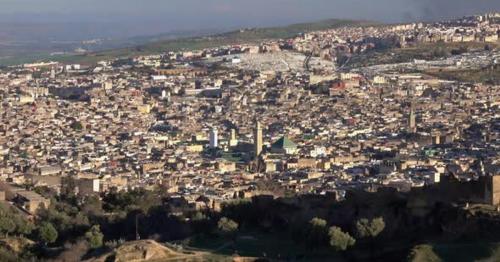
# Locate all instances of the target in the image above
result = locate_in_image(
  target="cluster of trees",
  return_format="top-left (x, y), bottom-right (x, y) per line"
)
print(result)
top-left (0, 204), bottom-right (34, 237)
top-left (0, 201), bottom-right (106, 260)
top-left (0, 187), bottom-right (174, 260)
top-left (329, 226), bottom-right (355, 251)
top-left (37, 223), bottom-right (58, 245)
top-left (200, 196), bottom-right (392, 259)
top-left (7, 183), bottom-right (500, 261)
top-left (301, 217), bottom-right (385, 253)
top-left (217, 217), bottom-right (239, 236)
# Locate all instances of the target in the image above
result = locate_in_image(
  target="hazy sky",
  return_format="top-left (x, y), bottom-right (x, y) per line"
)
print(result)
top-left (1, 0), bottom-right (499, 36)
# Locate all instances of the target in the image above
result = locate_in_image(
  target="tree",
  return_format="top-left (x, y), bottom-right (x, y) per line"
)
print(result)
top-left (61, 176), bottom-right (77, 196)
top-left (191, 212), bottom-right (207, 222)
top-left (355, 217), bottom-right (385, 239)
top-left (191, 212), bottom-right (211, 235)
top-left (0, 247), bottom-right (18, 262)
top-left (328, 226), bottom-right (356, 251)
top-left (356, 217), bottom-right (385, 258)
top-left (408, 244), bottom-right (441, 262)
top-left (217, 217), bottom-right (238, 237)
top-left (0, 217), bottom-right (16, 237)
top-left (307, 217), bottom-right (328, 248)
top-left (14, 217), bottom-right (34, 236)
top-left (85, 225), bottom-right (104, 249)
top-left (70, 121), bottom-right (83, 131)
top-left (0, 204), bottom-right (34, 237)
top-left (81, 195), bottom-right (103, 217)
top-left (38, 222), bottom-right (58, 245)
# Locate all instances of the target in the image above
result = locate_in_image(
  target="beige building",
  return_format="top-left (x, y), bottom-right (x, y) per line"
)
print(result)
top-left (14, 190), bottom-right (51, 214)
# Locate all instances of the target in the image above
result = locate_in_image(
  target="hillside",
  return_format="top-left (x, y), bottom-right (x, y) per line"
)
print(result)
top-left (7, 19), bottom-right (375, 66)
top-left (86, 239), bottom-right (254, 262)
top-left (87, 240), bottom-right (197, 262)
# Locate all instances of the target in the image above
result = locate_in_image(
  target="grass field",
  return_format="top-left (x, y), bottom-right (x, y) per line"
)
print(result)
top-left (185, 231), bottom-right (500, 261)
top-left (432, 242), bottom-right (500, 261)
top-left (187, 231), bottom-right (346, 261)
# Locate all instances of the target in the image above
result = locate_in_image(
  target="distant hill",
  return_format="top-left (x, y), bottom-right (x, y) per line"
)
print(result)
top-left (218, 18), bottom-right (376, 40)
top-left (15, 19), bottom-right (376, 66)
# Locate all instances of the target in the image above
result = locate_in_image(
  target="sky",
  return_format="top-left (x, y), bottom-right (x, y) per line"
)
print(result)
top-left (0, 0), bottom-right (499, 37)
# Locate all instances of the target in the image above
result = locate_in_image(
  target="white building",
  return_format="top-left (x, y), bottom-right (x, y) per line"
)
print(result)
top-left (209, 128), bottom-right (218, 148)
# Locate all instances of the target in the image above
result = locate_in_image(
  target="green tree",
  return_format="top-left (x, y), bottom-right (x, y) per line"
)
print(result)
top-left (85, 225), bottom-right (104, 249)
top-left (81, 195), bottom-right (103, 217)
top-left (191, 212), bottom-right (207, 222)
top-left (217, 217), bottom-right (238, 237)
top-left (71, 121), bottom-right (83, 131)
top-left (61, 176), bottom-right (77, 196)
top-left (356, 217), bottom-right (385, 258)
top-left (38, 222), bottom-right (58, 245)
top-left (0, 204), bottom-right (34, 237)
top-left (307, 217), bottom-right (328, 248)
top-left (408, 244), bottom-right (441, 262)
top-left (191, 211), bottom-right (210, 235)
top-left (102, 188), bottom-right (162, 214)
top-left (355, 217), bottom-right (385, 239)
top-left (0, 217), bottom-right (16, 237)
top-left (328, 226), bottom-right (356, 251)
top-left (14, 218), bottom-right (34, 236)
top-left (0, 247), bottom-right (18, 262)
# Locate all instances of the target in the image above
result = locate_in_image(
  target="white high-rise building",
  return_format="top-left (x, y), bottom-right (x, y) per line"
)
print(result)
top-left (209, 128), bottom-right (218, 148)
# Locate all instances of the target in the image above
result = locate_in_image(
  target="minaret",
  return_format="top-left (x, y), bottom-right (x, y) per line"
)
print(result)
top-left (408, 101), bottom-right (416, 133)
top-left (487, 86), bottom-right (492, 111)
top-left (50, 67), bottom-right (56, 79)
top-left (229, 129), bottom-right (238, 147)
top-left (209, 128), bottom-right (218, 149)
top-left (254, 121), bottom-right (263, 157)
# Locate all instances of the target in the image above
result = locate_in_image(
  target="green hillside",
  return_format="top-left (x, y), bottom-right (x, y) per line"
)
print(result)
top-left (9, 19), bottom-right (375, 66)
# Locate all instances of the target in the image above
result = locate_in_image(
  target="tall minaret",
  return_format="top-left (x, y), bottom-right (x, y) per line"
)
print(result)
top-left (50, 67), bottom-right (56, 79)
top-left (229, 129), bottom-right (238, 147)
top-left (254, 121), bottom-right (263, 157)
top-left (487, 86), bottom-right (492, 111)
top-left (408, 101), bottom-right (416, 133)
top-left (209, 128), bottom-right (218, 149)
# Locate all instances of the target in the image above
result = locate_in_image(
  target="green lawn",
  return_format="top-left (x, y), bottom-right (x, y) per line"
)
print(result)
top-left (187, 231), bottom-right (346, 261)
top-left (431, 242), bottom-right (500, 261)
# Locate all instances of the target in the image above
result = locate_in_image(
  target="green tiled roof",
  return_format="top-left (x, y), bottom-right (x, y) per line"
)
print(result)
top-left (272, 136), bottom-right (297, 149)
